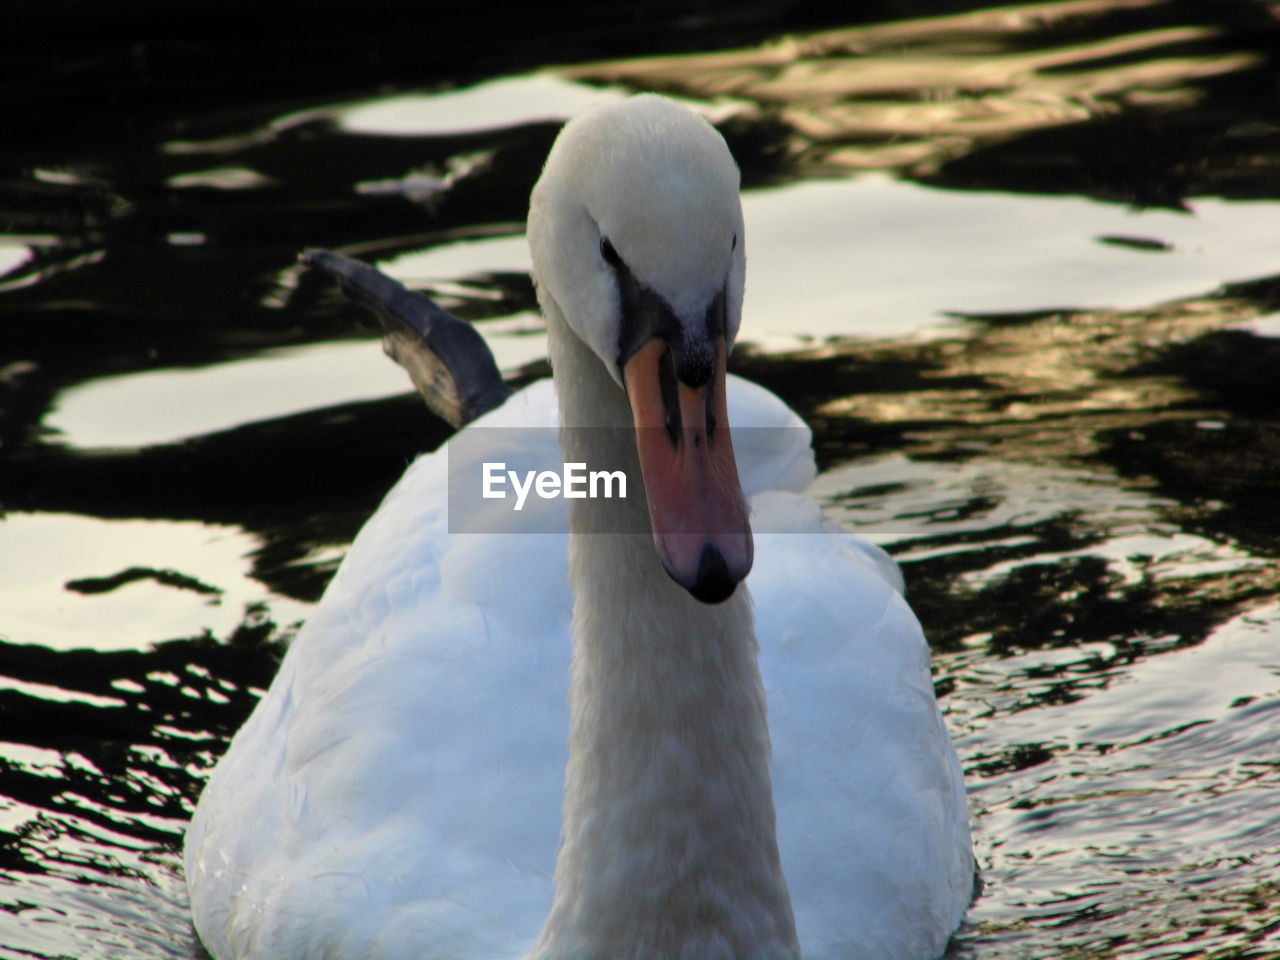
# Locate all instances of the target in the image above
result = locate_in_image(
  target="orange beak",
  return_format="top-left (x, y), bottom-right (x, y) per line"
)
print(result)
top-left (623, 338), bottom-right (753, 603)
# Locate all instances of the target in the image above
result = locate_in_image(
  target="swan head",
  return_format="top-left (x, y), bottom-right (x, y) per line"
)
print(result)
top-left (529, 95), bottom-right (751, 603)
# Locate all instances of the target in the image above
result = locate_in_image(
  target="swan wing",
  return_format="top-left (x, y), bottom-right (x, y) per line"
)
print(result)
top-left (185, 382), bottom-right (572, 960)
top-left (728, 374), bottom-right (818, 496)
top-left (752, 493), bottom-right (974, 960)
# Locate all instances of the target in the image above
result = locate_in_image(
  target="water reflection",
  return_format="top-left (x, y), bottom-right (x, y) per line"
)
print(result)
top-left (0, 514), bottom-right (311, 652)
top-left (0, 244), bottom-right (31, 277)
top-left (335, 74), bottom-right (629, 136)
top-left (561, 0), bottom-right (1274, 195)
top-left (47, 340), bottom-right (411, 449)
top-left (0, 614), bottom-right (283, 960)
top-left (3, 0), bottom-right (1280, 957)
top-left (954, 607), bottom-right (1280, 955)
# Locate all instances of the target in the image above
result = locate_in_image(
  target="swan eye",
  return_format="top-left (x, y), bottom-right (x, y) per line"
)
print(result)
top-left (600, 237), bottom-right (623, 268)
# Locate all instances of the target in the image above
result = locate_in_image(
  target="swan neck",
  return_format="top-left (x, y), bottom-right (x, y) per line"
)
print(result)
top-left (536, 308), bottom-right (798, 960)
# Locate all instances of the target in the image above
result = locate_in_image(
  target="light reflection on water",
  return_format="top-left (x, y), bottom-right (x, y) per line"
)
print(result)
top-left (1239, 313), bottom-right (1280, 338)
top-left (335, 74), bottom-right (629, 136)
top-left (0, 514), bottom-right (311, 651)
top-left (0, 244), bottom-right (31, 277)
top-left (741, 178), bottom-right (1280, 343)
top-left (4, 2), bottom-right (1280, 958)
top-left (44, 177), bottom-right (1280, 451)
top-left (807, 425), bottom-right (1280, 955)
top-left (956, 607), bottom-right (1280, 956)
top-left (47, 340), bottom-right (409, 450)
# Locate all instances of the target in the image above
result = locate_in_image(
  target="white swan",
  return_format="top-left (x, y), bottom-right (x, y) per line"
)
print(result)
top-left (184, 94), bottom-right (974, 960)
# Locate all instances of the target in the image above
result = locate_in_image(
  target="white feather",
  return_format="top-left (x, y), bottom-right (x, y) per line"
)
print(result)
top-left (185, 95), bottom-right (972, 960)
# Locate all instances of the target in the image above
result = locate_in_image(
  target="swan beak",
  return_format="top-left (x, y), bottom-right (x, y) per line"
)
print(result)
top-left (623, 337), bottom-right (753, 603)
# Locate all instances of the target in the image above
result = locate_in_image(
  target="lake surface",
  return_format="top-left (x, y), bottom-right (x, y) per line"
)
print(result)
top-left (3, 1), bottom-right (1280, 957)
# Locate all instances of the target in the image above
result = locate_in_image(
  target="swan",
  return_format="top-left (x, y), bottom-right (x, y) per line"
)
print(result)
top-left (184, 94), bottom-right (974, 960)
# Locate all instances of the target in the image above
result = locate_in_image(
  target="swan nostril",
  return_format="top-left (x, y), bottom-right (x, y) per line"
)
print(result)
top-left (658, 347), bottom-right (681, 446)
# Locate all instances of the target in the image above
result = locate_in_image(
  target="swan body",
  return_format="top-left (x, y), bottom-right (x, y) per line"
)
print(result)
top-left (185, 95), bottom-right (973, 960)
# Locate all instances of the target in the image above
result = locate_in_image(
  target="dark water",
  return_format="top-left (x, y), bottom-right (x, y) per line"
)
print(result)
top-left (3, 1), bottom-right (1280, 957)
